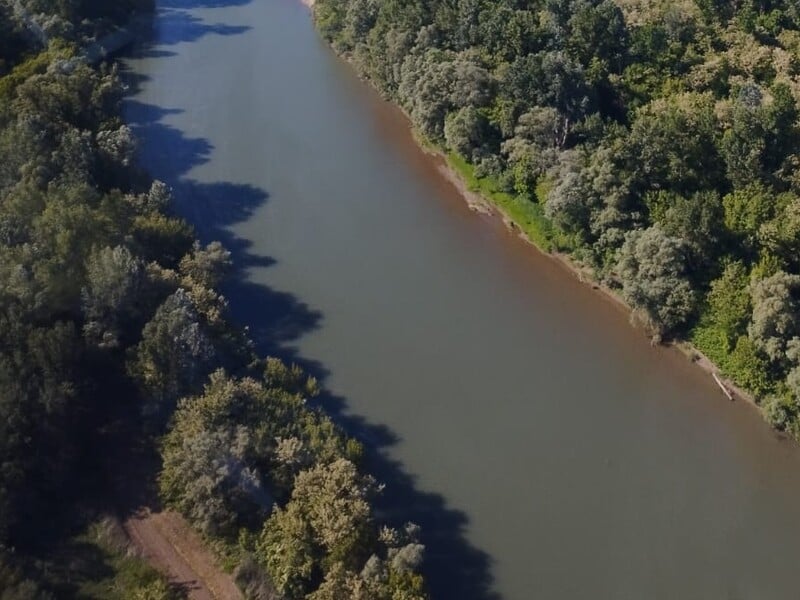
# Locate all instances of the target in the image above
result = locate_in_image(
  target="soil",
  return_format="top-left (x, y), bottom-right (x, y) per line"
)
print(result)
top-left (124, 509), bottom-right (243, 600)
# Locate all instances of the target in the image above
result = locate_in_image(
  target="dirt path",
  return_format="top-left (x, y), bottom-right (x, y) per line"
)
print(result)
top-left (124, 508), bottom-right (243, 600)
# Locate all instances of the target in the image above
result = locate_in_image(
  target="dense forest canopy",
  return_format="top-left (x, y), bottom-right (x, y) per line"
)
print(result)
top-left (0, 2), bottom-right (427, 598)
top-left (316, 0), bottom-right (800, 435)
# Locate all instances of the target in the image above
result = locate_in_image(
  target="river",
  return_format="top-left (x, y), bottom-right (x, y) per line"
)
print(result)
top-left (122, 1), bottom-right (800, 598)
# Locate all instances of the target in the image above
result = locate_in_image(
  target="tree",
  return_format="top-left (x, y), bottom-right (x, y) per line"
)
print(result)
top-left (627, 93), bottom-right (722, 194)
top-left (444, 106), bottom-right (490, 160)
top-left (784, 327), bottom-right (800, 412)
top-left (289, 459), bottom-right (375, 566)
top-left (0, 319), bottom-right (79, 546)
top-left (501, 51), bottom-right (593, 124)
top-left (96, 125), bottom-right (136, 167)
top-left (546, 141), bottom-right (638, 265)
top-left (566, 0), bottom-right (628, 75)
top-left (545, 156), bottom-right (596, 237)
top-left (160, 426), bottom-right (266, 537)
top-left (179, 241), bottom-right (232, 289)
top-left (258, 459), bottom-right (376, 596)
top-left (749, 270), bottom-right (800, 366)
top-left (514, 106), bottom-right (571, 150)
top-left (616, 226), bottom-right (697, 337)
top-left (342, 0), bottom-right (379, 48)
top-left (764, 82), bottom-right (800, 173)
top-left (728, 335), bottom-right (773, 396)
top-left (722, 183), bottom-right (776, 247)
top-left (707, 261), bottom-right (752, 347)
top-left (257, 501), bottom-right (317, 598)
top-left (649, 189), bottom-right (726, 275)
top-left (307, 563), bottom-right (371, 600)
top-left (129, 289), bottom-right (216, 415)
top-left (720, 83), bottom-right (768, 188)
top-left (398, 49), bottom-right (494, 140)
top-left (81, 245), bottom-right (144, 348)
top-left (758, 194), bottom-right (800, 270)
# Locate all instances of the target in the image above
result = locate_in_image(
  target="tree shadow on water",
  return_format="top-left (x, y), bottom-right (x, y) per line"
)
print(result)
top-left (125, 101), bottom-right (320, 357)
top-left (122, 27), bottom-right (500, 600)
top-left (126, 3), bottom-right (252, 51)
top-left (159, 0), bottom-right (256, 8)
top-left (319, 391), bottom-right (503, 600)
top-left (154, 9), bottom-right (250, 45)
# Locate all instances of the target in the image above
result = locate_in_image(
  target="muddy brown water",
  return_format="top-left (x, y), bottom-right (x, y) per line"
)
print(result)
top-left (123, 1), bottom-right (800, 598)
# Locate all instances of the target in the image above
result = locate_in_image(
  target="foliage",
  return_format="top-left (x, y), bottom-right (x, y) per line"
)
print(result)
top-left (0, 4), bottom-right (428, 599)
top-left (160, 362), bottom-right (426, 599)
top-left (616, 226), bottom-right (697, 337)
top-left (749, 271), bottom-right (800, 366)
top-left (73, 517), bottom-right (183, 600)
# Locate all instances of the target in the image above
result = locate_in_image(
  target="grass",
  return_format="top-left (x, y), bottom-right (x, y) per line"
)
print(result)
top-left (36, 516), bottom-right (184, 600)
top-left (445, 152), bottom-right (558, 252)
top-left (689, 320), bottom-right (732, 371)
top-left (690, 317), bottom-right (777, 400)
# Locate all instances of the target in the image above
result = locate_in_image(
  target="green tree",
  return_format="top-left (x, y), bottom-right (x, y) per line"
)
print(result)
top-left (720, 83), bottom-right (768, 188)
top-left (722, 183), bottom-right (776, 247)
top-left (258, 459), bottom-right (376, 597)
top-left (398, 49), bottom-right (494, 140)
top-left (129, 289), bottom-right (216, 415)
top-left (178, 241), bottom-right (232, 289)
top-left (758, 194), bottom-right (800, 270)
top-left (444, 106), bottom-right (490, 160)
top-left (650, 189), bottom-right (726, 275)
top-left (616, 226), bottom-right (697, 338)
top-left (707, 261), bottom-right (752, 348)
top-left (749, 270), bottom-right (800, 366)
top-left (81, 245), bottom-right (145, 348)
top-left (627, 93), bottom-right (722, 194)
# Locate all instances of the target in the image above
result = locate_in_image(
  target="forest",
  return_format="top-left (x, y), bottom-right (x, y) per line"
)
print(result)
top-left (0, 1), bottom-right (426, 598)
top-left (315, 0), bottom-right (800, 435)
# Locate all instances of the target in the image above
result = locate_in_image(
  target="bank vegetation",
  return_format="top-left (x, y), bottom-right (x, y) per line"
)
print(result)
top-left (0, 1), bottom-right (427, 598)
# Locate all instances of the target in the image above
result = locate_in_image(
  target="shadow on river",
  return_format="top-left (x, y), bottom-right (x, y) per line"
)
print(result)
top-left (121, 3), bottom-right (500, 599)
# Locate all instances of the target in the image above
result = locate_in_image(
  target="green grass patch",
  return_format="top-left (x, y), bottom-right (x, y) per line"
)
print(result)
top-left (445, 152), bottom-right (557, 252)
top-left (37, 517), bottom-right (183, 600)
top-left (690, 319), bottom-right (776, 399)
top-left (689, 321), bottom-right (732, 371)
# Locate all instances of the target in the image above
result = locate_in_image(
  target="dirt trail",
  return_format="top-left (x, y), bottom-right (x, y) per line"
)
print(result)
top-left (124, 509), bottom-right (243, 600)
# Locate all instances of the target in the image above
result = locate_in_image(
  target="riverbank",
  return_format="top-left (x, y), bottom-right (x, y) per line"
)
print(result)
top-left (305, 1), bottom-right (760, 413)
top-left (434, 139), bottom-right (760, 410)
top-left (317, 40), bottom-right (761, 417)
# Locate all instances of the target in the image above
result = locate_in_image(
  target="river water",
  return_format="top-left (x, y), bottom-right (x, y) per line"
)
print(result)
top-left (123, 1), bottom-right (800, 598)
